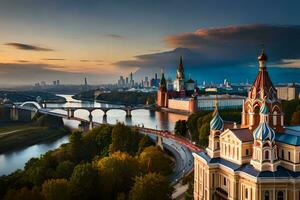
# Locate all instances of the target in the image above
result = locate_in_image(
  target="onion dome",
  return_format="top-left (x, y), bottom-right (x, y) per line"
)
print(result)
top-left (258, 49), bottom-right (268, 61)
top-left (253, 122), bottom-right (275, 141)
top-left (210, 102), bottom-right (224, 131)
top-left (260, 102), bottom-right (269, 115)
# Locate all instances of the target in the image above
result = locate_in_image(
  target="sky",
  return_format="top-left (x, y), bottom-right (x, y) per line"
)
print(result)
top-left (0, 0), bottom-right (300, 86)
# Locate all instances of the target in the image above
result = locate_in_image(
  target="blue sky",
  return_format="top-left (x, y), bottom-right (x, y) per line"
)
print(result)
top-left (0, 0), bottom-right (300, 85)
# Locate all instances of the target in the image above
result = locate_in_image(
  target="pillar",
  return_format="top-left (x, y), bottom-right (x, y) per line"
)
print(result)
top-left (156, 135), bottom-right (164, 150)
top-left (10, 106), bottom-right (18, 121)
top-left (88, 112), bottom-right (93, 130)
top-left (126, 109), bottom-right (132, 117)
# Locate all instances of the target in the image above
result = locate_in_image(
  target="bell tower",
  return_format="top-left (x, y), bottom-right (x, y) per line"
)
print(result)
top-left (156, 70), bottom-right (168, 108)
top-left (250, 102), bottom-right (279, 172)
top-left (241, 49), bottom-right (284, 132)
top-left (207, 99), bottom-right (224, 158)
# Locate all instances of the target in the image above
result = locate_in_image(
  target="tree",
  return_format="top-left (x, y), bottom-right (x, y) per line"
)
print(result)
top-left (96, 151), bottom-right (139, 199)
top-left (69, 163), bottom-right (99, 200)
top-left (93, 124), bottom-right (113, 156)
top-left (56, 160), bottom-right (75, 179)
top-left (42, 179), bottom-right (71, 200)
top-left (137, 135), bottom-right (152, 155)
top-left (68, 131), bottom-right (85, 162)
top-left (129, 173), bottom-right (173, 200)
top-left (109, 123), bottom-right (139, 155)
top-left (138, 146), bottom-right (173, 176)
top-left (174, 120), bottom-right (188, 137)
top-left (3, 187), bottom-right (43, 200)
top-left (199, 122), bottom-right (210, 147)
top-left (290, 110), bottom-right (300, 125)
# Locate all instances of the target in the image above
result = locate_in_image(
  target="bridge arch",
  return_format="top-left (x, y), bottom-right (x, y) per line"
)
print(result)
top-left (106, 108), bottom-right (127, 116)
top-left (20, 101), bottom-right (42, 109)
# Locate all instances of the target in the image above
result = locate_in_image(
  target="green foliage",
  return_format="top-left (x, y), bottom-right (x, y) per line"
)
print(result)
top-left (75, 90), bottom-right (156, 105)
top-left (290, 110), bottom-right (300, 125)
top-left (199, 122), bottom-right (210, 147)
top-left (23, 153), bottom-right (58, 186)
top-left (91, 124), bottom-right (113, 156)
top-left (3, 187), bottom-right (43, 200)
top-left (110, 123), bottom-right (140, 155)
top-left (282, 99), bottom-right (300, 125)
top-left (187, 111), bottom-right (210, 143)
top-left (69, 163), bottom-right (99, 200)
top-left (96, 151), bottom-right (139, 199)
top-left (137, 135), bottom-right (153, 154)
top-left (97, 91), bottom-right (156, 105)
top-left (56, 161), bottom-right (75, 179)
top-left (174, 120), bottom-right (188, 137)
top-left (138, 146), bottom-right (173, 176)
top-left (129, 173), bottom-right (173, 200)
top-left (42, 179), bottom-right (71, 200)
top-left (182, 173), bottom-right (194, 200)
top-left (34, 114), bottom-right (64, 129)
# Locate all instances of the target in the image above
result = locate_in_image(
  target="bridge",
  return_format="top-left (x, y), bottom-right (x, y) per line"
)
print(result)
top-left (18, 101), bottom-right (155, 117)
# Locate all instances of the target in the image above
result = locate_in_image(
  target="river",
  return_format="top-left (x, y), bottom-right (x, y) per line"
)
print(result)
top-left (0, 94), bottom-right (188, 175)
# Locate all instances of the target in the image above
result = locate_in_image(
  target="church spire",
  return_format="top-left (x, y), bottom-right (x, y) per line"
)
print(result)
top-left (176, 56), bottom-right (185, 80)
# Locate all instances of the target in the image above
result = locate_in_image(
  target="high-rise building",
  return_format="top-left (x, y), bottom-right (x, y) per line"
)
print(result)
top-left (276, 84), bottom-right (300, 100)
top-left (193, 49), bottom-right (300, 200)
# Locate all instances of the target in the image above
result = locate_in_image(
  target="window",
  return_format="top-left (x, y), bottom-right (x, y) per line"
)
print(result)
top-left (265, 150), bottom-right (269, 160)
top-left (216, 142), bottom-right (219, 149)
top-left (245, 188), bottom-right (248, 199)
top-left (264, 191), bottom-right (270, 200)
top-left (277, 191), bottom-right (284, 200)
top-left (246, 149), bottom-right (249, 156)
top-left (288, 152), bottom-right (291, 161)
top-left (212, 174), bottom-right (214, 187)
top-left (282, 149), bottom-right (284, 159)
top-left (223, 177), bottom-right (226, 186)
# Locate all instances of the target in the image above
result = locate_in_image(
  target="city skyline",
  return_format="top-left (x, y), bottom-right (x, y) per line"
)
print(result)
top-left (1, 0), bottom-right (300, 85)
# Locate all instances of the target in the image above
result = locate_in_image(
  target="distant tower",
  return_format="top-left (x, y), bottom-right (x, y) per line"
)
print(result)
top-left (207, 99), bottom-right (224, 158)
top-left (241, 48), bottom-right (284, 132)
top-left (84, 77), bottom-right (88, 85)
top-left (156, 69), bottom-right (168, 108)
top-left (173, 56), bottom-right (186, 92)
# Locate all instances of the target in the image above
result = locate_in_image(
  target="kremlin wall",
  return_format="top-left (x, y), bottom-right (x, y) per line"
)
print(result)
top-left (156, 56), bottom-right (245, 113)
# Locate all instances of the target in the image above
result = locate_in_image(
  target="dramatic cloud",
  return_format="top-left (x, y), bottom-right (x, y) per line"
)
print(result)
top-left (114, 24), bottom-right (300, 83)
top-left (106, 34), bottom-right (124, 39)
top-left (5, 43), bottom-right (53, 51)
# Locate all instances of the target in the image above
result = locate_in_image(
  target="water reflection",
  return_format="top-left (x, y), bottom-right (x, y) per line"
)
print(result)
top-left (0, 94), bottom-right (188, 175)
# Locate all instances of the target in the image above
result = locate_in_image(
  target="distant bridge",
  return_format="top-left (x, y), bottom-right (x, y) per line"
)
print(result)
top-left (8, 101), bottom-right (156, 130)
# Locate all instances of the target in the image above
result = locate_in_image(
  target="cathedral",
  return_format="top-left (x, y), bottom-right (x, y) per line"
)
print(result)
top-left (193, 49), bottom-right (300, 200)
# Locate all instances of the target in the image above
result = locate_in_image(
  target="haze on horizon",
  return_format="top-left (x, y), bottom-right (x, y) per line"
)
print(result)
top-left (1, 0), bottom-right (300, 86)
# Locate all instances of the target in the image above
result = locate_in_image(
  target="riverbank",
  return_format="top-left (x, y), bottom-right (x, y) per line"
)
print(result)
top-left (0, 124), bottom-right (69, 153)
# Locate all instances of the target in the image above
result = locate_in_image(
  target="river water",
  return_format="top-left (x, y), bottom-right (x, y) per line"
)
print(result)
top-left (0, 94), bottom-right (188, 175)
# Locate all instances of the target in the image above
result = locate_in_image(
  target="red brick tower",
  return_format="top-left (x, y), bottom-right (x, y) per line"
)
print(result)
top-left (156, 72), bottom-right (168, 108)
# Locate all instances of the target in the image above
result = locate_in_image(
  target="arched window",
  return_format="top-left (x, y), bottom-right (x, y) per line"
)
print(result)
top-left (264, 191), bottom-right (269, 200)
top-left (273, 111), bottom-right (277, 126)
top-left (265, 150), bottom-right (270, 160)
top-left (281, 149), bottom-right (285, 159)
top-left (277, 191), bottom-right (284, 200)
